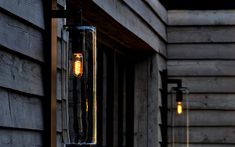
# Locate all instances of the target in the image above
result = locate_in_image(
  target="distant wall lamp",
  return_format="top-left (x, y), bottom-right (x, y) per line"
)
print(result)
top-left (167, 79), bottom-right (189, 115)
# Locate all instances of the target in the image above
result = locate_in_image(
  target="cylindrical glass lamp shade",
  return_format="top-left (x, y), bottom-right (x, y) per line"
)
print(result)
top-left (68, 26), bottom-right (97, 145)
top-left (169, 87), bottom-right (190, 147)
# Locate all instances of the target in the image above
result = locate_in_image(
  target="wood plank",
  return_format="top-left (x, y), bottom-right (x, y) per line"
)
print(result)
top-left (92, 0), bottom-right (166, 53)
top-left (169, 77), bottom-right (235, 93)
top-left (178, 94), bottom-right (235, 110)
top-left (168, 10), bottom-right (235, 26)
top-left (168, 26), bottom-right (235, 43)
top-left (168, 143), bottom-right (235, 147)
top-left (168, 60), bottom-right (235, 76)
top-left (57, 71), bottom-right (62, 100)
top-left (57, 134), bottom-right (63, 147)
top-left (0, 88), bottom-right (43, 130)
top-left (0, 49), bottom-right (43, 96)
top-left (0, 0), bottom-right (44, 29)
top-left (167, 44), bottom-right (235, 60)
top-left (57, 101), bottom-right (62, 132)
top-left (168, 127), bottom-right (235, 143)
top-left (0, 12), bottom-right (67, 65)
top-left (122, 0), bottom-right (167, 40)
top-left (168, 110), bottom-right (235, 126)
top-left (144, 0), bottom-right (168, 23)
top-left (0, 11), bottom-right (44, 62)
top-left (134, 58), bottom-right (148, 147)
top-left (147, 54), bottom-right (159, 146)
top-left (0, 129), bottom-right (42, 146)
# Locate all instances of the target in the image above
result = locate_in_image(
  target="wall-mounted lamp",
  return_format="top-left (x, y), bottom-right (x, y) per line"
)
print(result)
top-left (167, 79), bottom-right (189, 115)
top-left (161, 70), bottom-right (189, 147)
top-left (68, 26), bottom-right (97, 145)
top-left (52, 8), bottom-right (97, 146)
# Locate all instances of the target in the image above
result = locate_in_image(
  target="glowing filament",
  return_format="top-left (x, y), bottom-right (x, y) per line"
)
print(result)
top-left (177, 102), bottom-right (183, 115)
top-left (73, 53), bottom-right (83, 78)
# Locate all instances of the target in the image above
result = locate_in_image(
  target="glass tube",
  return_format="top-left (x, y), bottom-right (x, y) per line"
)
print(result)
top-left (68, 26), bottom-right (97, 145)
top-left (170, 87), bottom-right (189, 147)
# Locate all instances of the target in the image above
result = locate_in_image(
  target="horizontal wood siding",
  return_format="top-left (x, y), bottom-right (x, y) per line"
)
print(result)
top-left (144, 0), bottom-right (167, 23)
top-left (0, 0), bottom-right (67, 146)
top-left (167, 10), bottom-right (235, 147)
top-left (122, 0), bottom-right (166, 39)
top-left (168, 127), bottom-right (235, 143)
top-left (167, 44), bottom-right (235, 60)
top-left (0, 0), bottom-right (44, 28)
top-left (0, 129), bottom-right (42, 147)
top-left (168, 10), bottom-right (235, 26)
top-left (0, 48), bottom-right (44, 96)
top-left (93, 0), bottom-right (167, 55)
top-left (0, 11), bottom-right (44, 62)
top-left (168, 26), bottom-right (235, 43)
top-left (0, 88), bottom-right (43, 130)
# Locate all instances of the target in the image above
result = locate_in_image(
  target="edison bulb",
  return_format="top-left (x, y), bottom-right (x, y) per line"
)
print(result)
top-left (177, 102), bottom-right (183, 115)
top-left (73, 53), bottom-right (83, 78)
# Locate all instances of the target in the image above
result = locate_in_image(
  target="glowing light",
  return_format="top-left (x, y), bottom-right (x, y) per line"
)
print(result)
top-left (177, 102), bottom-right (183, 115)
top-left (73, 53), bottom-right (83, 78)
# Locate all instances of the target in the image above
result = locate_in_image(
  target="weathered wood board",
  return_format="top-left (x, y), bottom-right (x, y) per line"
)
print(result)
top-left (168, 110), bottom-right (235, 126)
top-left (168, 26), bottom-right (235, 43)
top-left (0, 49), bottom-right (44, 96)
top-left (167, 44), bottom-right (235, 60)
top-left (168, 94), bottom-right (235, 110)
top-left (93, 0), bottom-right (166, 53)
top-left (168, 60), bottom-right (235, 76)
top-left (168, 10), bottom-right (235, 26)
top-left (0, 129), bottom-right (42, 146)
top-left (0, 88), bottom-right (43, 130)
top-left (168, 127), bottom-right (235, 143)
top-left (0, 0), bottom-right (44, 28)
top-left (122, 0), bottom-right (166, 40)
top-left (0, 11), bottom-right (44, 62)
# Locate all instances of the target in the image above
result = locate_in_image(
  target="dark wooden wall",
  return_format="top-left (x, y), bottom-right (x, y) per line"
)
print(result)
top-left (0, 0), bottom-right (169, 146)
top-left (167, 10), bottom-right (235, 147)
top-left (0, 0), bottom-right (67, 146)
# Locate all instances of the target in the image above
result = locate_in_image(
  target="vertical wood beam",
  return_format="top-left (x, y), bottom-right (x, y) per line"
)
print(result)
top-left (50, 0), bottom-right (57, 146)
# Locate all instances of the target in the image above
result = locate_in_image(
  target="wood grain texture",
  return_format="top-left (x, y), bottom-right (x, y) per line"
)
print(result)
top-left (168, 60), bottom-right (235, 76)
top-left (168, 143), bottom-right (235, 147)
top-left (122, 0), bottom-right (166, 40)
top-left (167, 44), bottom-right (235, 60)
top-left (57, 101), bottom-right (62, 132)
top-left (168, 127), bottom-right (235, 143)
top-left (169, 77), bottom-right (235, 93)
top-left (0, 0), bottom-right (44, 28)
top-left (144, 0), bottom-right (167, 23)
top-left (0, 129), bottom-right (42, 147)
top-left (0, 11), bottom-right (44, 62)
top-left (0, 88), bottom-right (43, 130)
top-left (147, 54), bottom-right (159, 146)
top-left (134, 58), bottom-right (148, 147)
top-left (168, 26), bottom-right (235, 43)
top-left (183, 94), bottom-right (235, 110)
top-left (0, 49), bottom-right (43, 96)
top-left (168, 110), bottom-right (235, 126)
top-left (168, 94), bottom-right (235, 110)
top-left (168, 10), bottom-right (235, 26)
top-left (93, 0), bottom-right (166, 53)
